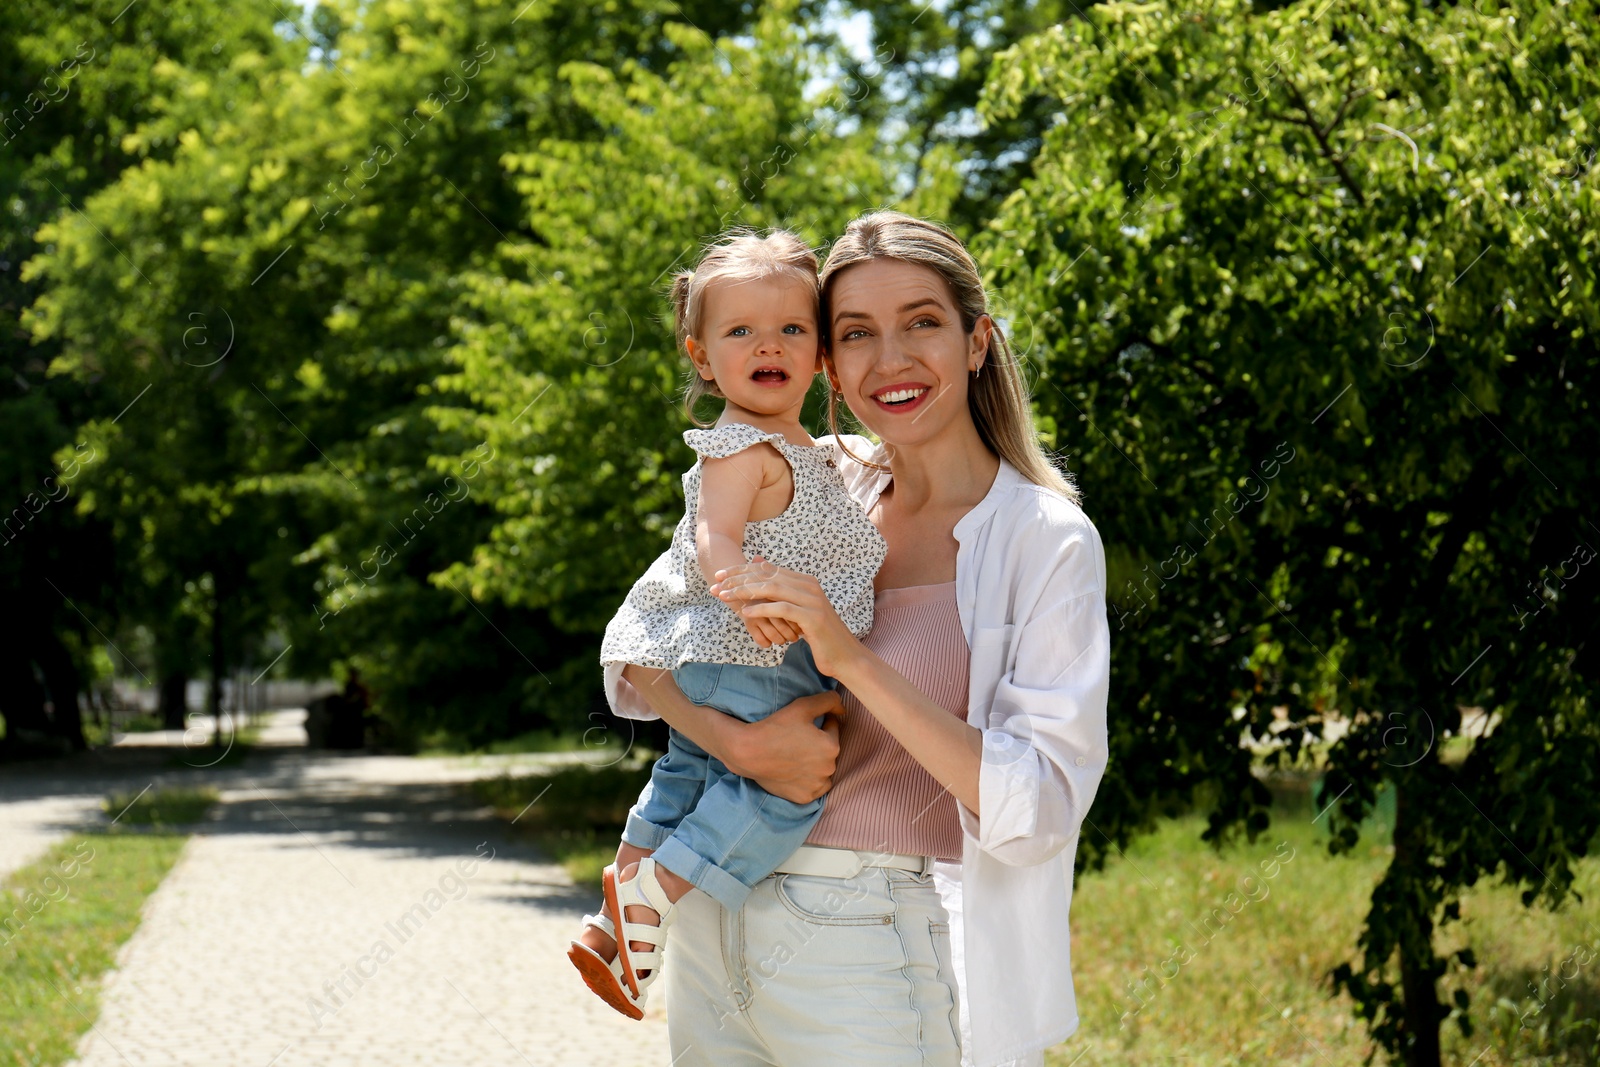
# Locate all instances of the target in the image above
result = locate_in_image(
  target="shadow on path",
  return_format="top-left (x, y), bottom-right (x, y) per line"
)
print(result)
top-left (1, 715), bottom-right (595, 917)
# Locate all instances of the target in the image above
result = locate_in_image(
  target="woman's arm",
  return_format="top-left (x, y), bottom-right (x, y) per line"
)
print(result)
top-left (620, 663), bottom-right (843, 804)
top-left (831, 643), bottom-right (985, 814)
top-left (716, 516), bottom-right (1111, 855)
top-left (712, 563), bottom-right (985, 814)
top-left (959, 586), bottom-right (1110, 866)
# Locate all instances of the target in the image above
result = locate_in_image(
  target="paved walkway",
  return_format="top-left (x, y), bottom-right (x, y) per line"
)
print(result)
top-left (0, 794), bottom-right (104, 881)
top-left (0, 750), bottom-right (187, 881)
top-left (2, 711), bottom-right (669, 1066)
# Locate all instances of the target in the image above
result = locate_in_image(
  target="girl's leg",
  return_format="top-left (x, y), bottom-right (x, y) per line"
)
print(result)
top-left (646, 648), bottom-right (832, 910)
top-left (575, 838), bottom-right (660, 962)
top-left (622, 726), bottom-right (714, 852)
top-left (597, 651), bottom-right (827, 981)
top-left (650, 765), bottom-right (822, 910)
top-left (579, 722), bottom-right (712, 963)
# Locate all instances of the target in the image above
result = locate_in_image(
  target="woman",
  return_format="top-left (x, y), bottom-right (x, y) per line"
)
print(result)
top-left (604, 211), bottom-right (1110, 1067)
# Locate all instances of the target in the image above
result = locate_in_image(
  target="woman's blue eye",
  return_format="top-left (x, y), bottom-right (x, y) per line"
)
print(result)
top-left (840, 328), bottom-right (866, 341)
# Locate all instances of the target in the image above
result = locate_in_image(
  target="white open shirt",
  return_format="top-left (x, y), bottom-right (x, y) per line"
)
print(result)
top-left (603, 434), bottom-right (1111, 1067)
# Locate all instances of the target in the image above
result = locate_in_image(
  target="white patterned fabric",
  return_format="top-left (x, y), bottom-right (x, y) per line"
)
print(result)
top-left (600, 422), bottom-right (888, 671)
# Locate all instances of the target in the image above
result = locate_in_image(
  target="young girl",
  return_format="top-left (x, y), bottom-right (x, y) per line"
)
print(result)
top-left (566, 230), bottom-right (887, 1020)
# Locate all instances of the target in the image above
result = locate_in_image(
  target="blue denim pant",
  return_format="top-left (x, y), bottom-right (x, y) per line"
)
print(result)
top-left (623, 641), bottom-right (832, 911)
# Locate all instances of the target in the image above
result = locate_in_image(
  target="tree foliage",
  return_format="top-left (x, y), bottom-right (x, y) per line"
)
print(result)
top-left (8, 0), bottom-right (1599, 1059)
top-left (17, 0), bottom-right (796, 744)
top-left (428, 12), bottom-right (892, 634)
top-left (981, 0), bottom-right (1598, 1060)
top-left (1, 0), bottom-right (301, 744)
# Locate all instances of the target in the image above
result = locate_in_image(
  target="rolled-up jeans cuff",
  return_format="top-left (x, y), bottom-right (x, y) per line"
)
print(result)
top-left (623, 811), bottom-right (675, 851)
top-left (652, 837), bottom-right (755, 912)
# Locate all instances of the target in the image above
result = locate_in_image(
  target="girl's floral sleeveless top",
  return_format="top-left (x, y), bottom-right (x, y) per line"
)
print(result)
top-left (600, 423), bottom-right (887, 670)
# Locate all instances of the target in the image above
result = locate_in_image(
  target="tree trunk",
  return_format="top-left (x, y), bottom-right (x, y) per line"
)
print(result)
top-left (159, 671), bottom-right (189, 730)
top-left (0, 643), bottom-right (51, 748)
top-left (33, 629), bottom-right (87, 750)
top-left (1392, 779), bottom-right (1444, 1067)
top-left (209, 592), bottom-right (226, 748)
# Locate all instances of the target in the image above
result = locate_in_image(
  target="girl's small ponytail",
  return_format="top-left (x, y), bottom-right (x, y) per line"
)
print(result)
top-left (669, 270), bottom-right (694, 347)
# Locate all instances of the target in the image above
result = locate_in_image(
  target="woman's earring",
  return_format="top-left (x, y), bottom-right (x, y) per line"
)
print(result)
top-left (972, 362), bottom-right (983, 379)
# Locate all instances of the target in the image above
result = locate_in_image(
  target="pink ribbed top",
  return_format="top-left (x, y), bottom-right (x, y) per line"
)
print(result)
top-left (805, 581), bottom-right (970, 861)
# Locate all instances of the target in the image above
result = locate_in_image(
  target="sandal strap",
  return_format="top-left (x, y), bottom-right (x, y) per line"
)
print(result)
top-left (614, 858), bottom-right (679, 992)
top-left (581, 911), bottom-right (616, 938)
top-left (615, 857), bottom-right (679, 928)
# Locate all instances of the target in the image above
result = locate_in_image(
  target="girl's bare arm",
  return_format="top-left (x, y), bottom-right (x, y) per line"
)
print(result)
top-left (697, 448), bottom-right (800, 646)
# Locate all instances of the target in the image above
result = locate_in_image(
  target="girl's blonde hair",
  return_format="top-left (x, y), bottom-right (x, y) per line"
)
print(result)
top-left (819, 211), bottom-right (1080, 504)
top-left (670, 229), bottom-right (821, 428)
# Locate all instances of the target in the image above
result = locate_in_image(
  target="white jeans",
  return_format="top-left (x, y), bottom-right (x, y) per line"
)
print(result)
top-left (662, 865), bottom-right (963, 1065)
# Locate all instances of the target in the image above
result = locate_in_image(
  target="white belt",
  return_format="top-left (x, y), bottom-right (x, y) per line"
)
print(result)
top-left (771, 844), bottom-right (934, 879)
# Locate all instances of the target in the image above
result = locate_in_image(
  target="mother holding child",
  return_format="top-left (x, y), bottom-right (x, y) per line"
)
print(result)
top-left (566, 211), bottom-right (1110, 1067)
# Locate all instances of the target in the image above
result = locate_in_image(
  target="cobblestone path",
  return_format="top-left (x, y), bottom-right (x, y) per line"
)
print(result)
top-left (0, 714), bottom-right (671, 1066)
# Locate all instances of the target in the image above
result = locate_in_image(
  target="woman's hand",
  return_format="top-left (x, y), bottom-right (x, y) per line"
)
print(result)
top-left (710, 555), bottom-right (863, 677)
top-left (619, 663), bottom-right (843, 805)
top-left (733, 691), bottom-right (846, 803)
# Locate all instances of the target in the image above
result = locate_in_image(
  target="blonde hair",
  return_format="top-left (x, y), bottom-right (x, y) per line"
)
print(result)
top-left (819, 211), bottom-right (1080, 504)
top-left (670, 229), bottom-right (821, 428)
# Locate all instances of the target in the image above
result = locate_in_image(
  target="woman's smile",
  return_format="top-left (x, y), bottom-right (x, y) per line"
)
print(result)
top-left (870, 382), bottom-right (933, 412)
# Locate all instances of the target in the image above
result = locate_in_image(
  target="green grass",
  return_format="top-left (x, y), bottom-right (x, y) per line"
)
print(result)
top-left (0, 832), bottom-right (189, 1067)
top-left (472, 761), bottom-right (652, 887)
top-left (110, 713), bottom-right (165, 734)
top-left (472, 757), bottom-right (1599, 1063)
top-left (531, 828), bottom-right (625, 888)
top-left (1047, 782), bottom-right (1600, 1066)
top-left (103, 786), bottom-right (219, 827)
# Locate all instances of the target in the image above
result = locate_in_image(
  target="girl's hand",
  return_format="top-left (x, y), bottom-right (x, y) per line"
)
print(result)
top-left (740, 599), bottom-right (803, 648)
top-left (710, 555), bottom-right (860, 678)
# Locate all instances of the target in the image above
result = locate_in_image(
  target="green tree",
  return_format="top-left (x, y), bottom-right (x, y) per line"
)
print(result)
top-left (21, 0), bottom-right (795, 748)
top-left (2, 0), bottom-right (297, 747)
top-left (980, 0), bottom-right (1599, 1061)
top-left (427, 12), bottom-right (891, 658)
top-left (842, 0), bottom-right (1091, 230)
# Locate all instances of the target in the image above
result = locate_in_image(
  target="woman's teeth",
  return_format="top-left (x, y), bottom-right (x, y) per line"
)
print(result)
top-left (877, 387), bottom-right (927, 404)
